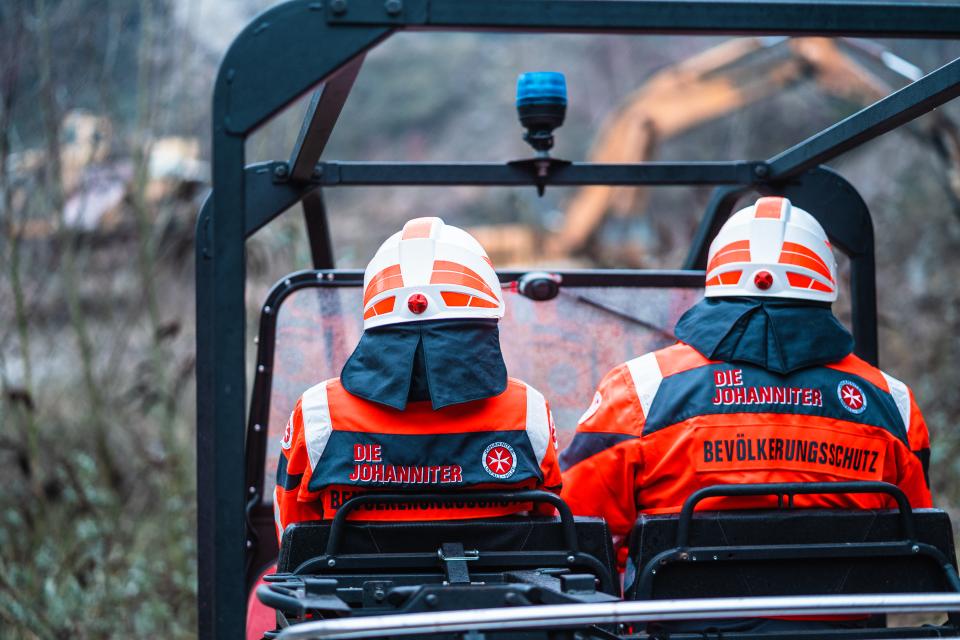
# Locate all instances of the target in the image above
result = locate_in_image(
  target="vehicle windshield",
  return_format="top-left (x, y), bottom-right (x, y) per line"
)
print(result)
top-left (262, 282), bottom-right (703, 498)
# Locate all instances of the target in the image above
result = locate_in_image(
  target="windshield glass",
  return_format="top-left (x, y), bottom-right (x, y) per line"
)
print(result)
top-left (263, 283), bottom-right (703, 499)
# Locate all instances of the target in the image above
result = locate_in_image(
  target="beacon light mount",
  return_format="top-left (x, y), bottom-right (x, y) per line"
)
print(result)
top-left (516, 71), bottom-right (568, 154)
top-left (511, 71), bottom-right (571, 196)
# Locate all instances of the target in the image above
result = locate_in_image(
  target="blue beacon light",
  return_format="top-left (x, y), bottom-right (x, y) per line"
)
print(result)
top-left (516, 72), bottom-right (567, 154)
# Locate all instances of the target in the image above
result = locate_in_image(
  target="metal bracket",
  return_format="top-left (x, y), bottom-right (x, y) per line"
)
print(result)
top-left (507, 157), bottom-right (573, 196)
top-left (439, 542), bottom-right (478, 584)
top-left (326, 0), bottom-right (427, 25)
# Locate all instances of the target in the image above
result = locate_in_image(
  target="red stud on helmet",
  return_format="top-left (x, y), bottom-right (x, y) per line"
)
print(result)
top-left (754, 270), bottom-right (774, 290)
top-left (407, 293), bottom-right (428, 314)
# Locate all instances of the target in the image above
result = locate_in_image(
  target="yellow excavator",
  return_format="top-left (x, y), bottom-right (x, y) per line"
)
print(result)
top-left (473, 37), bottom-right (960, 266)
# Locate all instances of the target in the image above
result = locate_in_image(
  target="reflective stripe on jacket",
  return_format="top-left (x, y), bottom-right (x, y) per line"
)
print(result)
top-left (275, 377), bottom-right (562, 541)
top-left (560, 342), bottom-right (932, 561)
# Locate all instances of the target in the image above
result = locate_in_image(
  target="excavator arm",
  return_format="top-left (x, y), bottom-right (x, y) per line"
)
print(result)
top-left (540, 37), bottom-right (958, 262)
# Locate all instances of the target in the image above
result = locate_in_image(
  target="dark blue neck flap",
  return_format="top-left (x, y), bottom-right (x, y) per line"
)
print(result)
top-left (675, 297), bottom-right (854, 374)
top-left (340, 319), bottom-right (508, 410)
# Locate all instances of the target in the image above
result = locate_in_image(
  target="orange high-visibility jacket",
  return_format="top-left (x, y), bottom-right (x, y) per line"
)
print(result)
top-left (275, 377), bottom-right (562, 541)
top-left (560, 342), bottom-right (932, 558)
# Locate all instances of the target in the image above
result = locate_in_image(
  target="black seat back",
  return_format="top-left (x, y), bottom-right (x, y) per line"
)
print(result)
top-left (279, 515), bottom-right (617, 593)
top-left (625, 508), bottom-right (958, 600)
top-left (279, 515), bottom-right (615, 571)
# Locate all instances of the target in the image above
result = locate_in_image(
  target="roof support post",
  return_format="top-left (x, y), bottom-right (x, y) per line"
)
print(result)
top-left (302, 189), bottom-right (335, 269)
top-left (767, 55), bottom-right (960, 179)
top-left (196, 133), bottom-right (247, 640)
top-left (289, 56), bottom-right (364, 182)
top-left (199, 4), bottom-right (389, 635)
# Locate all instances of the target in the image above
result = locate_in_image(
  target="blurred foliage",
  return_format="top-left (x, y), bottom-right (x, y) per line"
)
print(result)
top-left (2, 0), bottom-right (960, 638)
top-left (0, 0), bottom-right (198, 637)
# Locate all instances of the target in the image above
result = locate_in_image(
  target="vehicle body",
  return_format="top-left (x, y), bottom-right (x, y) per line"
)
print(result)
top-left (196, 2), bottom-right (960, 638)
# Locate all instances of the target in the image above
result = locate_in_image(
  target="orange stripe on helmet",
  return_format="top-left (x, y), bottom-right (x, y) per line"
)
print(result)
top-left (718, 270), bottom-right (742, 285)
top-left (363, 265), bottom-right (403, 306)
top-left (754, 197), bottom-right (785, 219)
top-left (441, 291), bottom-right (501, 309)
top-left (787, 272), bottom-right (834, 293)
top-left (787, 272), bottom-right (812, 288)
top-left (779, 252), bottom-right (835, 283)
top-left (440, 291), bottom-right (470, 306)
top-left (781, 240), bottom-right (831, 265)
top-left (714, 239), bottom-right (750, 253)
top-left (706, 240), bottom-right (750, 273)
top-left (362, 296), bottom-right (396, 320)
top-left (431, 260), bottom-right (500, 301)
top-left (780, 241), bottom-right (832, 278)
top-left (705, 270), bottom-right (742, 288)
top-left (811, 280), bottom-right (833, 293)
top-left (401, 217), bottom-right (438, 240)
top-left (707, 250), bottom-right (751, 273)
top-left (469, 297), bottom-right (499, 308)
top-left (714, 240), bottom-right (750, 257)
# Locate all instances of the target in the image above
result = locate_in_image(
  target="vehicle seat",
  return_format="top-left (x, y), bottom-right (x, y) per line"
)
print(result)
top-left (625, 508), bottom-right (958, 600)
top-left (278, 514), bottom-right (618, 595)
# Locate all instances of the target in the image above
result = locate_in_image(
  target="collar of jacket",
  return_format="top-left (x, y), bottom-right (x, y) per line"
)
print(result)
top-left (674, 296), bottom-right (854, 374)
top-left (340, 318), bottom-right (508, 411)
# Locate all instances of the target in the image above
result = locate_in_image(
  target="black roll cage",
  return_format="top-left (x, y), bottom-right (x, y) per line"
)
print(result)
top-left (195, 2), bottom-right (960, 637)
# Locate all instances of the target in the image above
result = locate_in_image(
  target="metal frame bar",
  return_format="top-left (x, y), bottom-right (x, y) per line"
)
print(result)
top-left (767, 55), bottom-right (960, 179)
top-left (274, 594), bottom-right (960, 640)
top-left (288, 57), bottom-right (364, 182)
top-left (198, 2), bottom-right (960, 637)
top-left (303, 161), bottom-right (763, 186)
top-left (326, 0), bottom-right (960, 37)
top-left (301, 189), bottom-right (335, 269)
top-left (260, 576), bottom-right (606, 622)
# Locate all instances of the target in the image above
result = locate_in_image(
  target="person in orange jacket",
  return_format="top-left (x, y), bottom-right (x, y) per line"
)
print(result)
top-left (560, 196), bottom-right (932, 566)
top-left (274, 216), bottom-right (562, 540)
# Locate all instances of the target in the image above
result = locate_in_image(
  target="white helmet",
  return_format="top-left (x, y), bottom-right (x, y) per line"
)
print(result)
top-left (704, 196), bottom-right (838, 303)
top-left (361, 217), bottom-right (505, 329)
